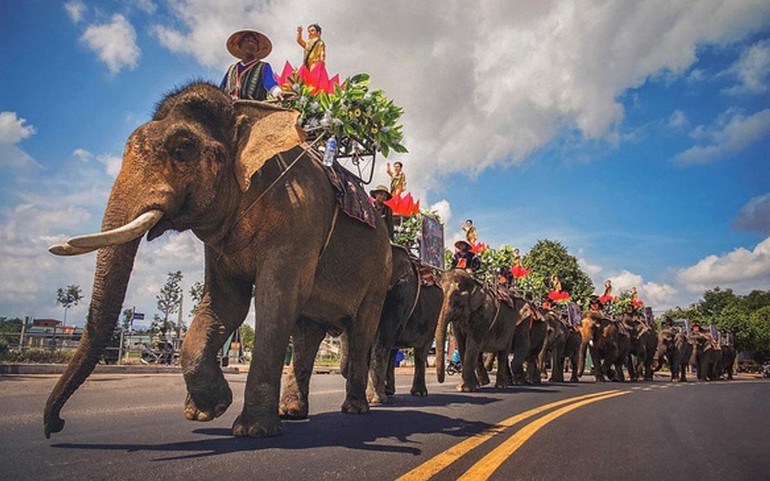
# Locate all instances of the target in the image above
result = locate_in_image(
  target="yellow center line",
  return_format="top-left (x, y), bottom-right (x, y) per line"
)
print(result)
top-left (396, 390), bottom-right (620, 481)
top-left (458, 391), bottom-right (629, 481)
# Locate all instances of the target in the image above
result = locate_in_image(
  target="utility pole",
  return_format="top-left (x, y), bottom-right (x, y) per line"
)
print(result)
top-left (176, 295), bottom-right (183, 350)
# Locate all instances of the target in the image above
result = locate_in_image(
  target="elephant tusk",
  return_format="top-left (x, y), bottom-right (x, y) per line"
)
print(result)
top-left (48, 243), bottom-right (99, 256)
top-left (66, 209), bottom-right (164, 249)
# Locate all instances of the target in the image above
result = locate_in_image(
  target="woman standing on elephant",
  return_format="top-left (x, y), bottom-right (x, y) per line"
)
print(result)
top-left (221, 29), bottom-right (284, 101)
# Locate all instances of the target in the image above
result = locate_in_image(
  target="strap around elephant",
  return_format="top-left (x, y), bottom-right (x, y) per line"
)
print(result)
top-left (488, 295), bottom-right (501, 334)
top-left (404, 261), bottom-right (423, 322)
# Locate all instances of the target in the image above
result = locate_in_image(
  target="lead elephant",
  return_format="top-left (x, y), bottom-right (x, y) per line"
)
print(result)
top-left (434, 269), bottom-right (527, 391)
top-left (653, 328), bottom-right (693, 382)
top-left (367, 245), bottom-right (443, 403)
top-left (44, 83), bottom-right (392, 438)
top-left (719, 342), bottom-right (737, 380)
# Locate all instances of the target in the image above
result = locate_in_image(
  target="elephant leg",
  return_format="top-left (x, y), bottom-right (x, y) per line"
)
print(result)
top-left (477, 353), bottom-right (491, 387)
top-left (551, 347), bottom-right (565, 383)
top-left (366, 337), bottom-right (395, 404)
top-left (279, 317), bottom-right (326, 419)
top-left (181, 273), bottom-right (252, 423)
top-left (526, 354), bottom-right (541, 384)
top-left (569, 355), bottom-right (579, 383)
top-left (495, 351), bottom-right (512, 388)
top-left (483, 352), bottom-right (495, 372)
top-left (458, 339), bottom-right (480, 392)
top-left (341, 288), bottom-right (385, 415)
top-left (410, 344), bottom-right (430, 396)
top-left (385, 349), bottom-right (397, 396)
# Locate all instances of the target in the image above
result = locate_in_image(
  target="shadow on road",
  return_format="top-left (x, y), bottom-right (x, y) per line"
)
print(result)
top-left (50, 408), bottom-right (494, 461)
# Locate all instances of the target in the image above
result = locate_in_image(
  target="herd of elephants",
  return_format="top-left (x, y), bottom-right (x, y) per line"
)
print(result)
top-left (42, 83), bottom-right (737, 439)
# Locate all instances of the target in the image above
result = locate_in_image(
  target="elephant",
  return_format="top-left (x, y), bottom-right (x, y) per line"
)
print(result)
top-left (652, 328), bottom-right (693, 382)
top-left (44, 83), bottom-right (393, 438)
top-left (623, 316), bottom-right (658, 382)
top-left (538, 312), bottom-right (580, 383)
top-left (719, 342), bottom-right (737, 380)
top-left (578, 311), bottom-right (631, 382)
top-left (366, 245), bottom-right (443, 403)
top-left (434, 269), bottom-right (528, 391)
top-left (520, 308), bottom-right (547, 385)
top-left (690, 332), bottom-right (723, 381)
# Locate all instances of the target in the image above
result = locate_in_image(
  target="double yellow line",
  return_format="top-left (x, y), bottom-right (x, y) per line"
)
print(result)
top-left (397, 390), bottom-right (628, 481)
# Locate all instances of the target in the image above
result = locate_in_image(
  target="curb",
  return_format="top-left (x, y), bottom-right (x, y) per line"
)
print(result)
top-left (0, 363), bottom-right (240, 375)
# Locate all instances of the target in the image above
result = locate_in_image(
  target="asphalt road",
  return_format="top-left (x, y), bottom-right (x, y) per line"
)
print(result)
top-left (1, 371), bottom-right (768, 481)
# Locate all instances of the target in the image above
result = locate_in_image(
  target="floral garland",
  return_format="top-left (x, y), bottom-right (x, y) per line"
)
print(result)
top-left (276, 62), bottom-right (408, 157)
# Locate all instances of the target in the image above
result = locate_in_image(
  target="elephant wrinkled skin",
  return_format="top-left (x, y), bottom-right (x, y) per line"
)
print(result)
top-left (44, 83), bottom-right (392, 438)
top-left (578, 311), bottom-right (631, 382)
top-left (653, 328), bottom-right (693, 382)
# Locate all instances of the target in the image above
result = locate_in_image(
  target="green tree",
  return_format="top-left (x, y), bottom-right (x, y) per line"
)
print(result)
top-left (522, 239), bottom-right (594, 305)
top-left (749, 306), bottom-right (770, 359)
top-left (156, 271), bottom-right (183, 335)
top-left (240, 323), bottom-right (255, 351)
top-left (189, 281), bottom-right (204, 317)
top-left (664, 305), bottom-right (701, 322)
top-left (699, 287), bottom-right (739, 322)
top-left (121, 309), bottom-right (133, 331)
top-left (56, 285), bottom-right (83, 324)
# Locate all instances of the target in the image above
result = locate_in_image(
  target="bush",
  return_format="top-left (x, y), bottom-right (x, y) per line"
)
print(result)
top-left (0, 348), bottom-right (75, 364)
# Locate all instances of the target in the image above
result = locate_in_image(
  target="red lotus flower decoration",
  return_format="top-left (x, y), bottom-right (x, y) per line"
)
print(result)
top-left (276, 61), bottom-right (341, 95)
top-left (632, 300), bottom-right (644, 307)
top-left (510, 265), bottom-right (530, 279)
top-left (599, 295), bottom-right (617, 304)
top-left (548, 290), bottom-right (570, 301)
top-left (471, 242), bottom-right (489, 254)
top-left (385, 192), bottom-right (420, 217)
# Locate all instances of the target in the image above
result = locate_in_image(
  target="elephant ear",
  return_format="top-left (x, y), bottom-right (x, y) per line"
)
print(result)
top-left (234, 104), bottom-right (306, 192)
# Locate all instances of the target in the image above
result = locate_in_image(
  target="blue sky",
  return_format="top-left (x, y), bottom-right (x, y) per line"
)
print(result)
top-left (1, 1), bottom-right (769, 326)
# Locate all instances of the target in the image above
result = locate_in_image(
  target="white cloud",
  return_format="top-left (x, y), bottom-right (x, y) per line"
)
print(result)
top-left (64, 1), bottom-right (86, 23)
top-left (675, 108), bottom-right (770, 164)
top-left (733, 193), bottom-right (770, 234)
top-left (0, 111), bottom-right (39, 169)
top-left (147, 0), bottom-right (770, 194)
top-left (668, 109), bottom-right (689, 130)
top-left (136, 0), bottom-right (157, 15)
top-left (429, 199), bottom-right (452, 226)
top-left (81, 14), bottom-right (140, 74)
top-left (98, 154), bottom-right (123, 178)
top-left (73, 148), bottom-right (93, 162)
top-left (677, 236), bottom-right (770, 293)
top-left (727, 38), bottom-right (770, 94)
top-left (0, 111), bottom-right (36, 144)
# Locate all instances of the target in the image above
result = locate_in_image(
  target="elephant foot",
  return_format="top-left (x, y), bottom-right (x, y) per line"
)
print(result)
top-left (342, 396), bottom-right (370, 414)
top-left (494, 381), bottom-right (510, 389)
top-left (456, 382), bottom-right (477, 392)
top-left (278, 396), bottom-right (309, 419)
top-left (569, 376), bottom-right (579, 383)
top-left (410, 384), bottom-right (428, 397)
top-left (184, 380), bottom-right (232, 422)
top-left (366, 388), bottom-right (388, 405)
top-left (385, 385), bottom-right (396, 396)
top-left (232, 412), bottom-right (283, 438)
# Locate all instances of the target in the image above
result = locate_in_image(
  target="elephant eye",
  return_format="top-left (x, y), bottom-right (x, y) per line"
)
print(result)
top-left (170, 136), bottom-right (200, 162)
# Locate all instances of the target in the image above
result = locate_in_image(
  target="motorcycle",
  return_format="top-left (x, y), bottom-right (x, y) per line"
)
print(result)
top-left (446, 360), bottom-right (462, 376)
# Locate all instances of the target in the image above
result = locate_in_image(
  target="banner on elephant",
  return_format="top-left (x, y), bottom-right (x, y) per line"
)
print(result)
top-left (420, 214), bottom-right (445, 270)
top-left (643, 307), bottom-right (653, 327)
top-left (567, 302), bottom-right (582, 327)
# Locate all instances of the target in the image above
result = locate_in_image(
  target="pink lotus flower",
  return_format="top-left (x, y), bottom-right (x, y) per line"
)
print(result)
top-left (385, 192), bottom-right (420, 217)
top-left (599, 295), bottom-right (617, 304)
top-left (510, 265), bottom-right (530, 279)
top-left (275, 61), bottom-right (341, 95)
top-left (548, 290), bottom-right (570, 301)
top-left (470, 242), bottom-right (488, 254)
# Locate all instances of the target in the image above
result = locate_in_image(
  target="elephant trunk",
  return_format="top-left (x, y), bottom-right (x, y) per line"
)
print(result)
top-left (44, 197), bottom-right (143, 438)
top-left (578, 336), bottom-right (589, 378)
top-left (434, 295), bottom-right (453, 384)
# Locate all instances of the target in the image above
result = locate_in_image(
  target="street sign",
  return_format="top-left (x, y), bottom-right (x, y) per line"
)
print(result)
top-left (420, 214), bottom-right (445, 270)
